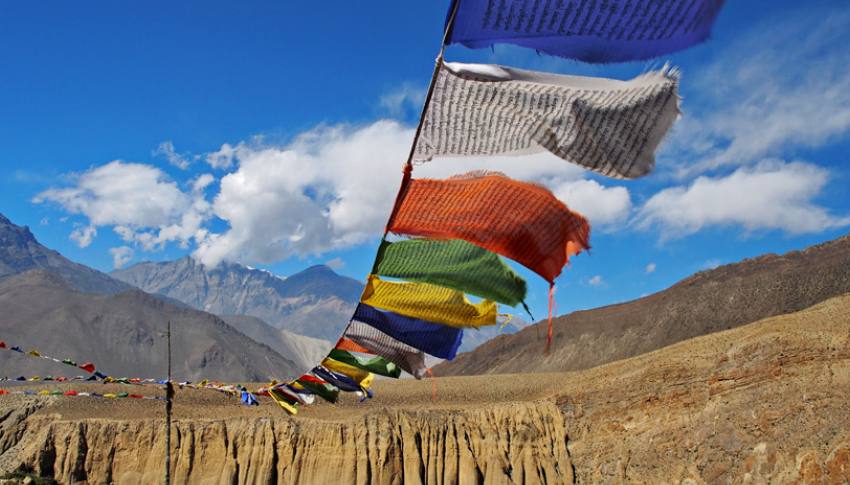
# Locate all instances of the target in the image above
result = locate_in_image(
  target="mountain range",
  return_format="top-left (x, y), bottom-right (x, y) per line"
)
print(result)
top-left (435, 232), bottom-right (850, 376)
top-left (111, 257), bottom-right (363, 342)
top-left (0, 213), bottom-right (305, 381)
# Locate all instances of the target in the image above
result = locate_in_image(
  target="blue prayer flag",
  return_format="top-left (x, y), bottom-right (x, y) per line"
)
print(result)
top-left (353, 303), bottom-right (463, 360)
top-left (446, 0), bottom-right (725, 63)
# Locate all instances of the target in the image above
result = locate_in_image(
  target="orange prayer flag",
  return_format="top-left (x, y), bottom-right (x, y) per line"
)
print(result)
top-left (388, 172), bottom-right (590, 283)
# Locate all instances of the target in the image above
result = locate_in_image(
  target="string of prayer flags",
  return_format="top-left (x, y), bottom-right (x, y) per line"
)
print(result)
top-left (445, 0), bottom-right (725, 63)
top-left (296, 374), bottom-right (340, 403)
top-left (388, 171), bottom-right (590, 284)
top-left (361, 275), bottom-right (498, 329)
top-left (353, 303), bottom-right (464, 360)
top-left (0, 388), bottom-right (166, 401)
top-left (268, 388), bottom-right (299, 415)
top-left (320, 357), bottom-right (378, 395)
top-left (312, 366), bottom-right (374, 399)
top-left (273, 383), bottom-right (316, 406)
top-left (414, 61), bottom-right (680, 179)
top-left (343, 322), bottom-right (429, 379)
top-left (374, 239), bottom-right (528, 308)
top-left (327, 349), bottom-right (402, 379)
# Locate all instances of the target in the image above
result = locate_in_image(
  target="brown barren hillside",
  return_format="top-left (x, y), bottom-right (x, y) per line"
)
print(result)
top-left (0, 269), bottom-right (300, 382)
top-left (1, 293), bottom-right (848, 483)
top-left (436, 232), bottom-right (850, 376)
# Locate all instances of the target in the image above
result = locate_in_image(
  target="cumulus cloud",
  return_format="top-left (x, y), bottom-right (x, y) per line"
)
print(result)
top-left (34, 120), bottom-right (633, 268)
top-left (109, 246), bottom-right (134, 269)
top-left (69, 225), bottom-right (96, 248)
top-left (153, 141), bottom-right (192, 170)
top-left (205, 143), bottom-right (237, 169)
top-left (634, 161), bottom-right (850, 239)
top-left (379, 83), bottom-right (427, 117)
top-left (191, 121), bottom-right (630, 266)
top-left (34, 160), bottom-right (207, 251)
top-left (552, 179), bottom-right (632, 227)
top-left (666, 5), bottom-right (850, 177)
top-left (645, 263), bottom-right (656, 274)
top-left (193, 121), bottom-right (414, 265)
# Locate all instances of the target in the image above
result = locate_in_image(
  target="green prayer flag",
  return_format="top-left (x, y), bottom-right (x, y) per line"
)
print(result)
top-left (62, 358), bottom-right (77, 366)
top-left (374, 239), bottom-right (528, 307)
top-left (296, 378), bottom-right (340, 403)
top-left (327, 349), bottom-right (402, 379)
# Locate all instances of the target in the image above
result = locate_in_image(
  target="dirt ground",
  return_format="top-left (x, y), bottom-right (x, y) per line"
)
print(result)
top-left (4, 371), bottom-right (567, 422)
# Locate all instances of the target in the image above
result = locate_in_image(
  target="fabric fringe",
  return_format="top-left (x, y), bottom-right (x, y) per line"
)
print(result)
top-left (545, 283), bottom-right (556, 355)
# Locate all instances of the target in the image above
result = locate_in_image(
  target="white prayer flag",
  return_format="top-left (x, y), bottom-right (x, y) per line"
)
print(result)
top-left (414, 61), bottom-right (680, 179)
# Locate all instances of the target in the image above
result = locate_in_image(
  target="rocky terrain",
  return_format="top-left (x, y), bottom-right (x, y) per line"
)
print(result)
top-left (436, 232), bottom-right (850, 376)
top-left (112, 257), bottom-right (363, 342)
top-left (1, 292), bottom-right (848, 484)
top-left (0, 269), bottom-right (300, 382)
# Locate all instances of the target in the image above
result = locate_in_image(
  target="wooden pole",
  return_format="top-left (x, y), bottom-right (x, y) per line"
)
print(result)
top-left (165, 320), bottom-right (173, 485)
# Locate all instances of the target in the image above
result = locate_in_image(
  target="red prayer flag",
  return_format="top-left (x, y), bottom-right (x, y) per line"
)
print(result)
top-left (388, 172), bottom-right (590, 283)
top-left (78, 362), bottom-right (96, 373)
top-left (298, 374), bottom-right (329, 385)
top-left (0, 341), bottom-right (6, 349)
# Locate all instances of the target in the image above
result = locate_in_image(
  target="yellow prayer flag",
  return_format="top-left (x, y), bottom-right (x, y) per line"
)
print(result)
top-left (361, 275), bottom-right (497, 328)
top-left (321, 357), bottom-right (372, 384)
top-left (268, 389), bottom-right (298, 415)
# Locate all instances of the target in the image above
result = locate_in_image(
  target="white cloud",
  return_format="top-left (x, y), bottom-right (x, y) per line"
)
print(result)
top-left (193, 121), bottom-right (626, 267)
top-left (34, 160), bottom-right (207, 252)
top-left (702, 259), bottom-right (721, 270)
top-left (645, 263), bottom-right (656, 274)
top-left (635, 161), bottom-right (850, 239)
top-left (205, 143), bottom-right (237, 169)
top-left (325, 257), bottom-right (345, 270)
top-left (666, 5), bottom-right (850, 177)
top-left (588, 275), bottom-right (604, 287)
top-left (193, 121), bottom-right (413, 266)
top-left (191, 173), bottom-right (215, 193)
top-left (69, 225), bottom-right (96, 248)
top-left (552, 178), bottom-right (632, 226)
top-left (35, 161), bottom-right (190, 228)
top-left (153, 141), bottom-right (192, 170)
top-left (109, 246), bottom-right (134, 269)
top-left (379, 83), bottom-right (426, 116)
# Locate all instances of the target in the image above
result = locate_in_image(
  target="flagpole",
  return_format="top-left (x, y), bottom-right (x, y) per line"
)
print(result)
top-left (164, 320), bottom-right (173, 485)
top-left (384, 0), bottom-right (463, 232)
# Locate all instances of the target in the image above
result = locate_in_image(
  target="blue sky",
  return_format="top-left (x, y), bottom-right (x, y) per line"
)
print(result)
top-left (1, 0), bottom-right (849, 318)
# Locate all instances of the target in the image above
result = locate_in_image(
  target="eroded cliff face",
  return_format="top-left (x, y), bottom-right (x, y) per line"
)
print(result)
top-left (13, 402), bottom-right (572, 485)
top-left (4, 295), bottom-right (850, 484)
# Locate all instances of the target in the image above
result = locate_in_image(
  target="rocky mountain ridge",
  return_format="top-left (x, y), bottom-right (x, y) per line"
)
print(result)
top-left (0, 213), bottom-right (130, 294)
top-left (112, 257), bottom-right (363, 341)
top-left (436, 232), bottom-right (850, 376)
